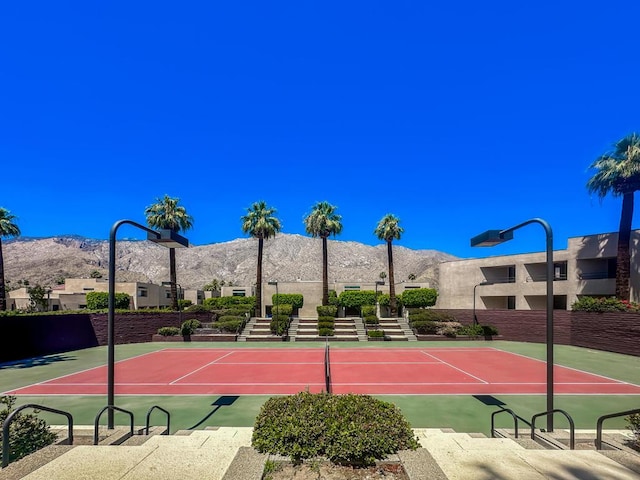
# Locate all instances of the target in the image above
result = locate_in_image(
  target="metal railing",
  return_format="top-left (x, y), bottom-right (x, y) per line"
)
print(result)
top-left (94, 406), bottom-right (134, 445)
top-left (3, 404), bottom-right (73, 468)
top-left (490, 408), bottom-right (520, 438)
top-left (145, 406), bottom-right (171, 435)
top-left (595, 408), bottom-right (640, 450)
top-left (531, 409), bottom-right (575, 449)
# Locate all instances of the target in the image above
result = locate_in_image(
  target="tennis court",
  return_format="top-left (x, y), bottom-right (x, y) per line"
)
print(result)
top-left (5, 346), bottom-right (640, 396)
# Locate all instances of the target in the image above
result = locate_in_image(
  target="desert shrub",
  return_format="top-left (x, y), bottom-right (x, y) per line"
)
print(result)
top-left (0, 396), bottom-right (58, 464)
top-left (363, 315), bottom-right (379, 325)
top-left (338, 291), bottom-right (376, 308)
top-left (481, 325), bottom-right (499, 336)
top-left (571, 296), bottom-right (640, 312)
top-left (177, 299), bottom-right (193, 309)
top-left (157, 326), bottom-right (180, 336)
top-left (180, 319), bottom-right (201, 336)
top-left (318, 327), bottom-right (334, 336)
top-left (184, 304), bottom-right (211, 313)
top-left (270, 303), bottom-right (293, 316)
top-left (367, 329), bottom-right (384, 338)
top-left (360, 305), bottom-right (376, 317)
top-left (409, 310), bottom-right (456, 323)
top-left (273, 294), bottom-right (304, 309)
top-left (252, 392), bottom-right (419, 465)
top-left (86, 291), bottom-right (131, 310)
top-left (317, 305), bottom-right (338, 317)
top-left (627, 413), bottom-right (640, 448)
top-left (410, 320), bottom-right (438, 334)
top-left (457, 324), bottom-right (484, 338)
top-left (400, 288), bottom-right (438, 307)
top-left (437, 322), bottom-right (462, 337)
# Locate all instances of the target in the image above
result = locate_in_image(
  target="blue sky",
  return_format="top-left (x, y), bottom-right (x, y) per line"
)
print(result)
top-left (1, 1), bottom-right (637, 258)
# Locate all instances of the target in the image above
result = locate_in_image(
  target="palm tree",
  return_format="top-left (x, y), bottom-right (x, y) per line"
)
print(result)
top-left (144, 195), bottom-right (193, 310)
top-left (304, 201), bottom-right (343, 305)
top-left (241, 201), bottom-right (282, 316)
top-left (0, 208), bottom-right (20, 311)
top-left (587, 133), bottom-right (640, 301)
top-left (374, 214), bottom-right (404, 317)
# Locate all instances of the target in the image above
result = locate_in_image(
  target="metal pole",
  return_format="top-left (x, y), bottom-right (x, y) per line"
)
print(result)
top-left (500, 218), bottom-right (554, 431)
top-left (473, 283), bottom-right (478, 326)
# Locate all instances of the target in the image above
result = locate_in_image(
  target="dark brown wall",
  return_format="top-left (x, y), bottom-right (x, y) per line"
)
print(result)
top-left (434, 309), bottom-right (640, 357)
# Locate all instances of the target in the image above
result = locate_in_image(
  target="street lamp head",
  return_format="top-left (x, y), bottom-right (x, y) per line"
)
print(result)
top-left (375, 281), bottom-right (385, 285)
top-left (147, 229), bottom-right (189, 248)
top-left (267, 281), bottom-right (278, 286)
top-left (470, 229), bottom-right (514, 247)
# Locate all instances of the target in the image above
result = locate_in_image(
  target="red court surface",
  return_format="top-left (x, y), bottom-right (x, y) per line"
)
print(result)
top-left (5, 347), bottom-right (640, 396)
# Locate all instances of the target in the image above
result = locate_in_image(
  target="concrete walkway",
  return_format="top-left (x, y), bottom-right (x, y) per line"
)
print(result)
top-left (2, 427), bottom-right (639, 479)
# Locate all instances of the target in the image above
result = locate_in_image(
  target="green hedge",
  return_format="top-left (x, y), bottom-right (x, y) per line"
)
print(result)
top-left (252, 392), bottom-right (419, 465)
top-left (180, 319), bottom-right (201, 335)
top-left (184, 304), bottom-right (212, 313)
top-left (410, 320), bottom-right (438, 334)
top-left (318, 327), bottom-right (334, 336)
top-left (409, 310), bottom-right (456, 323)
top-left (86, 291), bottom-right (131, 310)
top-left (571, 296), bottom-right (640, 312)
top-left (317, 321), bottom-right (335, 329)
top-left (363, 315), bottom-right (379, 325)
top-left (215, 317), bottom-right (244, 333)
top-left (377, 294), bottom-right (402, 307)
top-left (317, 305), bottom-right (338, 317)
top-left (270, 315), bottom-right (291, 336)
top-left (157, 326), bottom-right (180, 336)
top-left (204, 296), bottom-right (255, 308)
top-left (400, 288), bottom-right (438, 307)
top-left (367, 329), bottom-right (385, 338)
top-left (270, 303), bottom-right (293, 316)
top-left (361, 305), bottom-right (376, 317)
top-left (338, 290), bottom-right (375, 308)
top-left (273, 294), bottom-right (304, 309)
top-left (318, 315), bottom-right (336, 323)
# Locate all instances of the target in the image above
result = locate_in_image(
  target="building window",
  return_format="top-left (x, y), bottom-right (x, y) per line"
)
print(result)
top-left (83, 288), bottom-right (95, 291)
top-left (52, 305), bottom-right (59, 311)
top-left (166, 292), bottom-right (171, 299)
top-left (232, 290), bottom-right (246, 297)
top-left (507, 296), bottom-right (516, 309)
top-left (507, 266), bottom-right (516, 283)
top-left (554, 262), bottom-right (568, 281)
top-left (553, 295), bottom-right (567, 310)
top-left (344, 286), bottom-right (360, 291)
top-left (138, 289), bottom-right (148, 297)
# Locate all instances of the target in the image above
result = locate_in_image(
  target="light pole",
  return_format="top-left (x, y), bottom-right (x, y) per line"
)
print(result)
top-left (473, 281), bottom-right (492, 326)
top-left (471, 218), bottom-right (554, 431)
top-left (175, 282), bottom-right (183, 325)
top-left (107, 220), bottom-right (189, 428)
top-left (267, 281), bottom-right (278, 318)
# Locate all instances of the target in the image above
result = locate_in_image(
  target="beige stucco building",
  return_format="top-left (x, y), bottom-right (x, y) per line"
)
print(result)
top-left (437, 231), bottom-right (638, 311)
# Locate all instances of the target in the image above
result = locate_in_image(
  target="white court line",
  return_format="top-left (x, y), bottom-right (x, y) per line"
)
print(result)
top-left (420, 350), bottom-right (489, 384)
top-left (169, 351), bottom-right (235, 384)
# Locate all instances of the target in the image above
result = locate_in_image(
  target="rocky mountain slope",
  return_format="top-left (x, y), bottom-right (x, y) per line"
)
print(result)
top-left (3, 234), bottom-right (458, 290)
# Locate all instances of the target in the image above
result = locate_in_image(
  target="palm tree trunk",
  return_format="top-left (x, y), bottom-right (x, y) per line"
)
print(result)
top-left (322, 236), bottom-right (329, 306)
top-left (616, 192), bottom-right (634, 300)
top-left (387, 240), bottom-right (397, 317)
top-left (0, 238), bottom-right (6, 311)
top-left (169, 247), bottom-right (178, 310)
top-left (256, 237), bottom-right (263, 317)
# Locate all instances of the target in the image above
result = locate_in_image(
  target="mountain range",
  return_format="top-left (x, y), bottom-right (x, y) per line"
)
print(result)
top-left (4, 234), bottom-right (458, 290)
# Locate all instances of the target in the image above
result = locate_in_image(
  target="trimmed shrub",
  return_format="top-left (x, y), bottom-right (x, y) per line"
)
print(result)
top-left (317, 305), bottom-right (338, 317)
top-left (252, 392), bottom-right (419, 465)
top-left (401, 288), bottom-right (438, 307)
top-left (410, 320), bottom-right (438, 334)
top-left (184, 304), bottom-right (211, 313)
top-left (204, 296), bottom-right (255, 308)
top-left (367, 329), bottom-right (385, 338)
top-left (178, 299), bottom-right (193, 309)
top-left (273, 294), bottom-right (304, 309)
top-left (0, 396), bottom-right (58, 464)
top-left (215, 318), bottom-right (243, 333)
top-left (437, 322), bottom-right (462, 337)
top-left (318, 315), bottom-right (336, 323)
top-left (318, 327), bottom-right (334, 336)
top-left (376, 294), bottom-right (402, 307)
top-left (180, 319), bottom-right (201, 336)
top-left (409, 310), bottom-right (456, 323)
top-left (318, 321), bottom-right (335, 329)
top-left (270, 315), bottom-right (290, 336)
top-left (157, 326), bottom-right (180, 336)
top-left (457, 324), bottom-right (484, 338)
top-left (328, 290), bottom-right (339, 306)
top-left (361, 305), bottom-right (376, 317)
top-left (363, 315), bottom-right (379, 325)
top-left (86, 291), bottom-right (131, 310)
top-left (338, 290), bottom-right (376, 308)
top-left (270, 303), bottom-right (293, 316)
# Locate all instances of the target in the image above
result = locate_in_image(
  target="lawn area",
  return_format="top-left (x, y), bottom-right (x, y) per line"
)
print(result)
top-left (1, 341), bottom-right (638, 436)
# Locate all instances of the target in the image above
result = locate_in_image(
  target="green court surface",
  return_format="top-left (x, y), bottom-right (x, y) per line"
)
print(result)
top-left (1, 341), bottom-right (638, 436)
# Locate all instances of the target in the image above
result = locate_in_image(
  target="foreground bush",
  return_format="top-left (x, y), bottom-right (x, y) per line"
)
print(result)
top-left (627, 413), bottom-right (640, 449)
top-left (571, 296), bottom-right (640, 313)
top-left (0, 396), bottom-right (57, 464)
top-left (252, 392), bottom-right (419, 465)
top-left (180, 319), bottom-right (201, 336)
top-left (157, 326), bottom-right (180, 336)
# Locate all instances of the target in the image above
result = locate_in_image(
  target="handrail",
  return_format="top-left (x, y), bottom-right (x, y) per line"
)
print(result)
top-left (94, 406), bottom-right (134, 445)
top-left (531, 409), bottom-right (575, 449)
top-left (596, 408), bottom-right (640, 450)
top-left (490, 408), bottom-right (519, 438)
top-left (145, 406), bottom-right (171, 435)
top-left (2, 404), bottom-right (73, 468)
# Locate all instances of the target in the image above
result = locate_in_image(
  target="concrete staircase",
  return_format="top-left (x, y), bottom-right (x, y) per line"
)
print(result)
top-left (2, 427), bottom-right (639, 479)
top-left (293, 317), bottom-right (360, 341)
top-left (237, 317), bottom-right (285, 342)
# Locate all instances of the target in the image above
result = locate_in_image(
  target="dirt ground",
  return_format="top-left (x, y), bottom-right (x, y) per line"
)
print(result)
top-left (264, 461), bottom-right (409, 479)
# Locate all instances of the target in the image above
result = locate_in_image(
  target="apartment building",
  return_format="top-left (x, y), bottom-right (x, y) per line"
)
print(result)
top-left (437, 231), bottom-right (638, 311)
